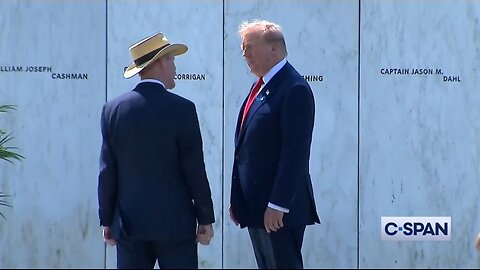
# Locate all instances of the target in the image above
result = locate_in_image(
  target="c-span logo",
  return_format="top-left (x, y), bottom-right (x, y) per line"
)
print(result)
top-left (381, 216), bottom-right (451, 241)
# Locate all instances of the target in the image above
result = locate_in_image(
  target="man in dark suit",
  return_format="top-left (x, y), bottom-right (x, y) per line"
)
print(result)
top-left (229, 20), bottom-right (320, 269)
top-left (98, 32), bottom-right (215, 269)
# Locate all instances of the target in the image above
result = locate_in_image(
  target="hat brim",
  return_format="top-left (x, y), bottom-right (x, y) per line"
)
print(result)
top-left (123, 43), bottom-right (187, 79)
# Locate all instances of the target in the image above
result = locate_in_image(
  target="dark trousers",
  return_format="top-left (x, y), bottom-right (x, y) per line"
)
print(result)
top-left (248, 226), bottom-right (306, 269)
top-left (116, 236), bottom-right (198, 269)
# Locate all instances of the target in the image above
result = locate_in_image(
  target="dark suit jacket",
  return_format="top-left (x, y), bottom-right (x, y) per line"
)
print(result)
top-left (231, 62), bottom-right (320, 228)
top-left (98, 82), bottom-right (214, 241)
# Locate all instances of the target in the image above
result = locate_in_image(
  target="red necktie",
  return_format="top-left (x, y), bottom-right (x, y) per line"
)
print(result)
top-left (241, 77), bottom-right (263, 127)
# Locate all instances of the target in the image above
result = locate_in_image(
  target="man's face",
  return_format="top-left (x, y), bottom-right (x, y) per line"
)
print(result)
top-left (160, 54), bottom-right (176, 89)
top-left (241, 30), bottom-right (272, 77)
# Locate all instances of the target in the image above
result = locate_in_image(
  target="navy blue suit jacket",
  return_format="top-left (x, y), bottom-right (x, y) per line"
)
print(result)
top-left (230, 62), bottom-right (320, 228)
top-left (98, 82), bottom-right (214, 241)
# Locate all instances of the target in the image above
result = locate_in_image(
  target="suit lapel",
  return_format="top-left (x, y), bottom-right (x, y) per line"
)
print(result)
top-left (240, 86), bottom-right (270, 132)
top-left (234, 96), bottom-right (248, 146)
top-left (235, 62), bottom-right (293, 148)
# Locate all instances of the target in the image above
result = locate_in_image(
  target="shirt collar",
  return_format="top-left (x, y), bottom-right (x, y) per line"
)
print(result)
top-left (262, 58), bottom-right (287, 85)
top-left (139, 79), bottom-right (166, 89)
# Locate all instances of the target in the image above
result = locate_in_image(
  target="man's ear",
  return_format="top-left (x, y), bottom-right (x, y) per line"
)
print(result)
top-left (153, 58), bottom-right (163, 69)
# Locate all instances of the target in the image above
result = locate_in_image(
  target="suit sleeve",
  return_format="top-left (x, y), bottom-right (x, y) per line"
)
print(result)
top-left (97, 105), bottom-right (118, 226)
top-left (269, 84), bottom-right (315, 209)
top-left (177, 103), bottom-right (215, 225)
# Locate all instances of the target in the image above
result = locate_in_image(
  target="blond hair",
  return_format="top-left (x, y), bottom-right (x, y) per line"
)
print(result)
top-left (238, 19), bottom-right (287, 56)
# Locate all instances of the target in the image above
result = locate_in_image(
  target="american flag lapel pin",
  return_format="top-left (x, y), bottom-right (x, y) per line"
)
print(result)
top-left (260, 90), bottom-right (269, 101)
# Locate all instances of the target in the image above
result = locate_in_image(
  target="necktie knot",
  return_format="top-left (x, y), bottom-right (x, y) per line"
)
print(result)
top-left (241, 76), bottom-right (264, 128)
top-left (257, 76), bottom-right (264, 86)
top-left (252, 77), bottom-right (263, 95)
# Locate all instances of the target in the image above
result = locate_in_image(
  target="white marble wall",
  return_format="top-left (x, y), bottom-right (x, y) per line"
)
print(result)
top-left (106, 0), bottom-right (224, 268)
top-left (223, 0), bottom-right (359, 268)
top-left (360, 0), bottom-right (480, 268)
top-left (0, 0), bottom-right (105, 268)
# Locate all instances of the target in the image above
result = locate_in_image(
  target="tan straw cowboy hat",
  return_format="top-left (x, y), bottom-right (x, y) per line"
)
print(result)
top-left (123, 32), bottom-right (188, 79)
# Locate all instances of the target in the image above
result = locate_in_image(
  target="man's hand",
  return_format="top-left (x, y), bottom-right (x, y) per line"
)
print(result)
top-left (228, 205), bottom-right (239, 226)
top-left (264, 207), bottom-right (284, 233)
top-left (102, 226), bottom-right (116, 246)
top-left (196, 224), bottom-right (214, 245)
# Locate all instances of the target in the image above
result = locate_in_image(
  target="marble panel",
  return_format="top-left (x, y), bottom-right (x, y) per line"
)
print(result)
top-left (106, 0), bottom-right (223, 268)
top-left (360, 0), bottom-right (480, 268)
top-left (224, 0), bottom-right (359, 268)
top-left (0, 0), bottom-right (106, 268)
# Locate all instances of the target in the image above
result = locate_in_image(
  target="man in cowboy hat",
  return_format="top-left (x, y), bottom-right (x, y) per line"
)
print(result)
top-left (98, 32), bottom-right (215, 269)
